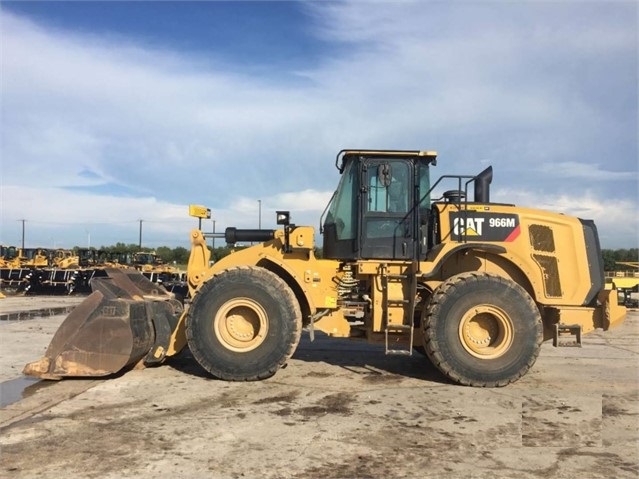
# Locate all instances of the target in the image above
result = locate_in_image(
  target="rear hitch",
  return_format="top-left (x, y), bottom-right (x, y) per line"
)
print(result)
top-left (553, 323), bottom-right (582, 348)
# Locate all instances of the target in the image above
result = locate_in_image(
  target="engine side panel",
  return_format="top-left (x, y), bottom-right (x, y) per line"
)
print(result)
top-left (431, 202), bottom-right (599, 306)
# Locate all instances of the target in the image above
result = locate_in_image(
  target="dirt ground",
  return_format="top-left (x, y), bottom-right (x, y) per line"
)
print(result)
top-left (0, 296), bottom-right (637, 479)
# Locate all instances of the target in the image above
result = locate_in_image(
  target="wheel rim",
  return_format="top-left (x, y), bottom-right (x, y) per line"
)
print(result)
top-left (213, 298), bottom-right (268, 353)
top-left (458, 305), bottom-right (513, 359)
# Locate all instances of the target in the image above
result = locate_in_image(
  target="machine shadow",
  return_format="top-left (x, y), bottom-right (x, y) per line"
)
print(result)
top-left (292, 332), bottom-right (451, 385)
top-left (165, 331), bottom-right (451, 385)
top-left (164, 348), bottom-right (212, 379)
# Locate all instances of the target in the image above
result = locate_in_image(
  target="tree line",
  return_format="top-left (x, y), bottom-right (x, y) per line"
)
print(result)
top-left (92, 243), bottom-right (636, 271)
top-left (96, 242), bottom-right (243, 266)
top-left (602, 248), bottom-right (638, 271)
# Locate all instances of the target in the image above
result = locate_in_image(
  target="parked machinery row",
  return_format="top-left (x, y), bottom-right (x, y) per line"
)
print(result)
top-left (0, 246), bottom-right (186, 297)
top-left (605, 262), bottom-right (639, 308)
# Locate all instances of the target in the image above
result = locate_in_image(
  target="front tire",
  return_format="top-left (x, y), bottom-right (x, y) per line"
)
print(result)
top-left (423, 272), bottom-right (542, 387)
top-left (186, 266), bottom-right (302, 381)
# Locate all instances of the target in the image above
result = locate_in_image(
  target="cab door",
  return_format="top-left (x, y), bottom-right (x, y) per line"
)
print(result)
top-left (360, 159), bottom-right (415, 259)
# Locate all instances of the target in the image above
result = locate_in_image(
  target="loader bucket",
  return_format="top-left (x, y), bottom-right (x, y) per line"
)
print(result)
top-left (23, 268), bottom-right (182, 380)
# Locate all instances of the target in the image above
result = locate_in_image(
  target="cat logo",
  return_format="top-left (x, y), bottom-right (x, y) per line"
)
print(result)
top-left (450, 212), bottom-right (520, 242)
top-left (453, 217), bottom-right (484, 236)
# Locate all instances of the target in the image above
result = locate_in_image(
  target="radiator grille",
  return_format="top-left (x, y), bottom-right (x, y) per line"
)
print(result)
top-left (532, 254), bottom-right (562, 297)
top-left (529, 224), bottom-right (555, 252)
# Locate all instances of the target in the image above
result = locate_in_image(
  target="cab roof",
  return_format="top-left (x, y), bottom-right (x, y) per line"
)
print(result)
top-left (336, 149), bottom-right (438, 172)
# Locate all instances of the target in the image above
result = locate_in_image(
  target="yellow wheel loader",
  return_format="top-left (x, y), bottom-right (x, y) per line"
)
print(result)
top-left (24, 150), bottom-right (627, 387)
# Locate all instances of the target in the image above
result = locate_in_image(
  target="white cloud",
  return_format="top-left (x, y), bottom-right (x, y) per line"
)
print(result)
top-left (493, 187), bottom-right (638, 248)
top-left (538, 162), bottom-right (638, 181)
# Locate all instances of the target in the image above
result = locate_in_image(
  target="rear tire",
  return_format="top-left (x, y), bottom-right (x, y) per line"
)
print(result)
top-left (423, 272), bottom-right (542, 387)
top-left (186, 266), bottom-right (302, 381)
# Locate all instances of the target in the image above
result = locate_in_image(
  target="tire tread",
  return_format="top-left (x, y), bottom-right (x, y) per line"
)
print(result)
top-left (423, 272), bottom-right (542, 387)
top-left (186, 266), bottom-right (302, 381)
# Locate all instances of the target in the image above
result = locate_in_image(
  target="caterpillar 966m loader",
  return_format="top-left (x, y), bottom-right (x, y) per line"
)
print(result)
top-left (24, 150), bottom-right (626, 387)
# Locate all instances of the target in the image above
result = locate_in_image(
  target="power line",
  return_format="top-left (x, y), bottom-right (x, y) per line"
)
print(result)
top-left (6, 219), bottom-right (189, 226)
top-left (9, 220), bottom-right (140, 226)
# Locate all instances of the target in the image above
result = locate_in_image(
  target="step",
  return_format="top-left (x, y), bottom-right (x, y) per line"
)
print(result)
top-left (553, 323), bottom-right (582, 347)
top-left (384, 324), bottom-right (413, 356)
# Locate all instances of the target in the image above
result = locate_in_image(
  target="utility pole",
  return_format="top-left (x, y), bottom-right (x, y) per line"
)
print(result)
top-left (258, 200), bottom-right (262, 230)
top-left (19, 219), bottom-right (26, 249)
top-left (212, 220), bottom-right (216, 249)
top-left (138, 219), bottom-right (143, 249)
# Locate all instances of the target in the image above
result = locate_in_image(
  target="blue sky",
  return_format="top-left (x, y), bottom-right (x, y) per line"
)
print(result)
top-left (1, 1), bottom-right (637, 249)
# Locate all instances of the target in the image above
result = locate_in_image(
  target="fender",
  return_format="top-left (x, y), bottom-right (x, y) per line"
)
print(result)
top-left (258, 255), bottom-right (316, 310)
top-left (255, 254), bottom-right (328, 316)
top-left (421, 243), bottom-right (507, 280)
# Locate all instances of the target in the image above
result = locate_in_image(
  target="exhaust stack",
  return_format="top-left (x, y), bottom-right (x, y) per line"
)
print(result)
top-left (474, 166), bottom-right (493, 203)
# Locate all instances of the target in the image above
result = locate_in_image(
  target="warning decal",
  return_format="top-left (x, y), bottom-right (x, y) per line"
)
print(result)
top-left (449, 212), bottom-right (520, 242)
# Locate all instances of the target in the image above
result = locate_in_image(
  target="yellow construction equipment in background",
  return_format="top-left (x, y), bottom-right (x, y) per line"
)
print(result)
top-left (606, 262), bottom-right (639, 307)
top-left (24, 149), bottom-right (626, 387)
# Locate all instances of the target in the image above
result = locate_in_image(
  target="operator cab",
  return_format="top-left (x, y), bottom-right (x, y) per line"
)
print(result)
top-left (321, 149), bottom-right (494, 262)
top-left (322, 150), bottom-right (436, 261)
